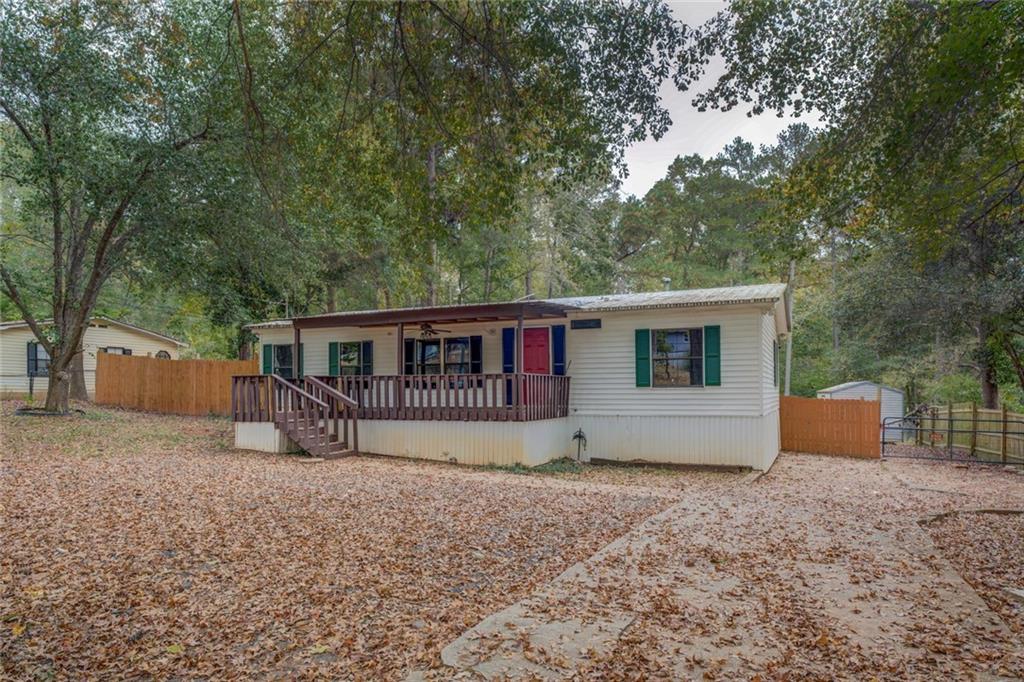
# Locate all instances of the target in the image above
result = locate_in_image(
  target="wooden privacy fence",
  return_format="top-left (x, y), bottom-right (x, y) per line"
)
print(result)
top-left (96, 353), bottom-right (259, 416)
top-left (780, 395), bottom-right (881, 459)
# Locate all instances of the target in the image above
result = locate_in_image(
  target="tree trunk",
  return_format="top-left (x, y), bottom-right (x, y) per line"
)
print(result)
top-left (426, 145), bottom-right (439, 306)
top-left (69, 347), bottom-right (88, 401)
top-left (978, 319), bottom-right (999, 409)
top-left (43, 354), bottom-right (72, 413)
top-left (998, 334), bottom-right (1024, 391)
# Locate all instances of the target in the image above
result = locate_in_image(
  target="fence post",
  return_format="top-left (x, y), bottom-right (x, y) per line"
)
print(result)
top-left (970, 401), bottom-right (977, 457)
top-left (1002, 403), bottom-right (1009, 465)
top-left (946, 402), bottom-right (953, 456)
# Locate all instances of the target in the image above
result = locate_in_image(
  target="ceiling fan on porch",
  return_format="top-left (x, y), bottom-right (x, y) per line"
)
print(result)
top-left (418, 322), bottom-right (451, 338)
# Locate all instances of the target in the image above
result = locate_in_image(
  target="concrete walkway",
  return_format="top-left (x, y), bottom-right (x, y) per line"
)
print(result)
top-left (415, 457), bottom-right (1023, 680)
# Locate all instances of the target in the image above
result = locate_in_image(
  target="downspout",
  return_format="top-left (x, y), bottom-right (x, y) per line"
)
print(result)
top-left (784, 261), bottom-right (795, 396)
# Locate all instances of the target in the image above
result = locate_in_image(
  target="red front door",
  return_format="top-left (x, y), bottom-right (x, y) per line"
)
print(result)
top-left (522, 327), bottom-right (550, 374)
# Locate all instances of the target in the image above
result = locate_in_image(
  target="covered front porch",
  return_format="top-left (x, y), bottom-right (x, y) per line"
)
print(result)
top-left (231, 300), bottom-right (576, 462)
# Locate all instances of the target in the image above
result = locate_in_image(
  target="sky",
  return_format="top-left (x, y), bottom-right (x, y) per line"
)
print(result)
top-left (620, 1), bottom-right (821, 198)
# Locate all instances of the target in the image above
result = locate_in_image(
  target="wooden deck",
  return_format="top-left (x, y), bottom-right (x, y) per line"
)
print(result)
top-left (232, 373), bottom-right (570, 423)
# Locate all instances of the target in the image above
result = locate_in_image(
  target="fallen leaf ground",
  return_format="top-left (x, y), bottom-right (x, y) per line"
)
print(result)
top-left (1, 402), bottom-right (706, 679)
top-left (3, 402), bottom-right (1022, 680)
top-left (441, 455), bottom-right (1024, 680)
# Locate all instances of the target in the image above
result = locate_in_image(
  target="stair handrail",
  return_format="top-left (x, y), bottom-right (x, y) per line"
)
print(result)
top-left (270, 374), bottom-right (330, 409)
top-left (304, 376), bottom-right (359, 453)
top-left (304, 376), bottom-right (358, 410)
top-left (270, 374), bottom-right (331, 456)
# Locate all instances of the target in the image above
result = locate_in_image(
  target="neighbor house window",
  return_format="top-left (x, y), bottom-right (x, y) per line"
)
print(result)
top-left (273, 344), bottom-right (294, 379)
top-left (444, 337), bottom-right (471, 374)
top-left (27, 342), bottom-right (50, 377)
top-left (339, 341), bottom-right (361, 375)
top-left (155, 350), bottom-right (171, 359)
top-left (652, 328), bottom-right (703, 387)
top-left (101, 347), bottom-right (132, 355)
top-left (416, 339), bottom-right (442, 374)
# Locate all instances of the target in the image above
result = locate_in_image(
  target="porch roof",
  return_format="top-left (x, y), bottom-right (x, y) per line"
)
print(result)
top-left (290, 300), bottom-right (575, 330)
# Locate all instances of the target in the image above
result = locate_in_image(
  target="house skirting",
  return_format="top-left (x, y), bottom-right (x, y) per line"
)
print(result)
top-left (234, 422), bottom-right (300, 454)
top-left (563, 413), bottom-right (780, 471)
top-left (235, 412), bottom-right (780, 470)
top-left (235, 418), bottom-right (573, 468)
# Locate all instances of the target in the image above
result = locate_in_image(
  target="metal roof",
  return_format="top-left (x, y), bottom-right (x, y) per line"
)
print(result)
top-left (244, 283), bottom-right (789, 331)
top-left (291, 300), bottom-right (573, 329)
top-left (545, 283), bottom-right (788, 311)
top-left (246, 319), bottom-right (293, 330)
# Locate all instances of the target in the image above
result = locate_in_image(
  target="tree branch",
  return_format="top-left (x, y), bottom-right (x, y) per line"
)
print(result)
top-left (0, 262), bottom-right (52, 354)
top-left (0, 98), bottom-right (39, 152)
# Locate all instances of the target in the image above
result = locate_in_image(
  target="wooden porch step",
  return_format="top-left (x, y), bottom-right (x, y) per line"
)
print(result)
top-left (321, 445), bottom-right (356, 460)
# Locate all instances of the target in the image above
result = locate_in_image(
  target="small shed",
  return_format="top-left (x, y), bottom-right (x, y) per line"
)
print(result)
top-left (816, 381), bottom-right (905, 442)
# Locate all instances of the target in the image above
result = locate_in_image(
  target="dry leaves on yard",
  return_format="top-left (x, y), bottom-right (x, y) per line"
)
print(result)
top-left (924, 511), bottom-right (1024, 634)
top-left (460, 455), bottom-right (1024, 681)
top-left (1, 402), bottom-right (674, 679)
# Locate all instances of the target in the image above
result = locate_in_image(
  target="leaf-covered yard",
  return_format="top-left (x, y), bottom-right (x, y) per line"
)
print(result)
top-left (2, 402), bottom-right (1022, 680)
top-left (0, 403), bottom-right (718, 678)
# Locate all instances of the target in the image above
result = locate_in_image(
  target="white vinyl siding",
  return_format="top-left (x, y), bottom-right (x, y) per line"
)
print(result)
top-left (564, 305), bottom-right (766, 417)
top-left (258, 305), bottom-right (777, 418)
top-left (761, 311), bottom-right (780, 416)
top-left (0, 322), bottom-right (182, 397)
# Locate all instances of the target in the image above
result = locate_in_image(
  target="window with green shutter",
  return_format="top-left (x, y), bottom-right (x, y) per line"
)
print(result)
top-left (264, 344), bottom-right (295, 378)
top-left (330, 340), bottom-right (373, 376)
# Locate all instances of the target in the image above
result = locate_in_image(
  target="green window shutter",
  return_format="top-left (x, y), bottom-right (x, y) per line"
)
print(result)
top-left (634, 329), bottom-right (651, 387)
top-left (262, 344), bottom-right (273, 374)
top-left (328, 342), bottom-right (339, 376)
top-left (297, 343), bottom-right (304, 378)
top-left (360, 341), bottom-right (373, 375)
top-left (705, 325), bottom-right (721, 386)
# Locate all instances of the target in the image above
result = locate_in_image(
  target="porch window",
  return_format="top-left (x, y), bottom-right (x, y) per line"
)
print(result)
top-left (416, 339), bottom-right (442, 374)
top-left (101, 347), bottom-right (132, 355)
top-left (273, 344), bottom-right (294, 379)
top-left (339, 341), bottom-right (361, 375)
top-left (444, 337), bottom-right (471, 374)
top-left (651, 328), bottom-right (703, 387)
top-left (27, 342), bottom-right (50, 377)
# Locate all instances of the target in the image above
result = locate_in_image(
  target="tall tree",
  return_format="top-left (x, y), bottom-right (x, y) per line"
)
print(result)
top-left (683, 0), bottom-right (1024, 407)
top-left (0, 1), bottom-right (253, 411)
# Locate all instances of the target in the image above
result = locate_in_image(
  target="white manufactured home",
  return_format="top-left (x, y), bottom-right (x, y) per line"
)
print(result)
top-left (233, 283), bottom-right (789, 470)
top-left (0, 317), bottom-right (186, 399)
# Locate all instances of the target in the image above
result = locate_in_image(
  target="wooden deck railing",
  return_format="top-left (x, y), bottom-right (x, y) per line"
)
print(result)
top-left (322, 373), bottom-right (570, 422)
top-left (231, 373), bottom-right (570, 423)
top-left (231, 374), bottom-right (358, 457)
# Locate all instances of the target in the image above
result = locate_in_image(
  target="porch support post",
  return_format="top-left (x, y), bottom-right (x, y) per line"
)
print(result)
top-left (515, 312), bottom-right (524, 420)
top-left (396, 322), bottom-right (404, 415)
top-left (293, 325), bottom-right (301, 379)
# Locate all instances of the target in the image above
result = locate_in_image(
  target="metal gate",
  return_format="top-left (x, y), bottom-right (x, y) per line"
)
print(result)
top-left (882, 407), bottom-right (1024, 467)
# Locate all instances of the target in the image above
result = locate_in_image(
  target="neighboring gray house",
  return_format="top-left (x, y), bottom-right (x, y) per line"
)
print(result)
top-left (817, 381), bottom-right (905, 441)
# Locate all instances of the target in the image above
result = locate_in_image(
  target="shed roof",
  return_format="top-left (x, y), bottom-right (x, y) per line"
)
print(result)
top-left (817, 380), bottom-right (903, 395)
